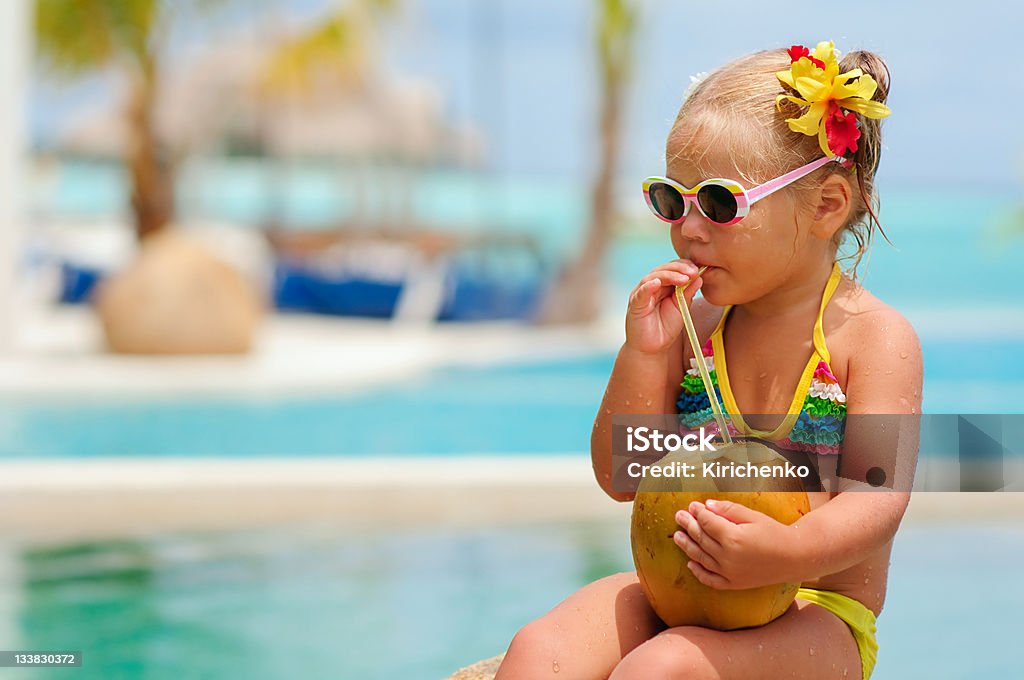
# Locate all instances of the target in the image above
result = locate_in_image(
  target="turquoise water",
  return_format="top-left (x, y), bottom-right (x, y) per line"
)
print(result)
top-left (2, 522), bottom-right (1021, 679)
top-left (1, 335), bottom-right (1023, 458)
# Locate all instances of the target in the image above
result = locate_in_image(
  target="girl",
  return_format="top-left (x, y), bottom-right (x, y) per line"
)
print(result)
top-left (496, 42), bottom-right (922, 680)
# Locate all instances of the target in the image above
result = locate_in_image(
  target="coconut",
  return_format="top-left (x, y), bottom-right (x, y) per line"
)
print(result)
top-left (630, 440), bottom-right (810, 630)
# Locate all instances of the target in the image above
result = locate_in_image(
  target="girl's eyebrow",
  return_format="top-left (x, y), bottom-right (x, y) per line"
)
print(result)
top-left (665, 170), bottom-right (715, 187)
top-left (666, 159), bottom-right (720, 185)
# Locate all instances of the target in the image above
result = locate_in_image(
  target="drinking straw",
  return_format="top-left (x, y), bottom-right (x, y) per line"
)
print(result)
top-left (675, 267), bottom-right (733, 446)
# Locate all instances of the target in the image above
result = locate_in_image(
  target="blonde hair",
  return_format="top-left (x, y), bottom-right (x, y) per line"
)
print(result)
top-left (666, 48), bottom-right (891, 274)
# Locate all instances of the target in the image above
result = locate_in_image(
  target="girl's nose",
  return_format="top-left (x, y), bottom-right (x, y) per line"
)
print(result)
top-left (676, 212), bottom-right (712, 244)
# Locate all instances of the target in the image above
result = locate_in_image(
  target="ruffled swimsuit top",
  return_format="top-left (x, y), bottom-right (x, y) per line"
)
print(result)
top-left (676, 263), bottom-right (847, 455)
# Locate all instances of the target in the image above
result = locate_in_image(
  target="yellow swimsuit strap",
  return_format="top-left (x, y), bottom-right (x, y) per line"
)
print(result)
top-left (812, 262), bottom-right (842, 364)
top-left (710, 263), bottom-right (842, 440)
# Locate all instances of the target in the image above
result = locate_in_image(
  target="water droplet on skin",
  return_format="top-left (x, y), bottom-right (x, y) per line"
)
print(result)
top-left (809, 648), bottom-right (816, 656)
top-left (759, 372), bottom-right (767, 379)
top-left (552, 660), bottom-right (560, 673)
top-left (900, 351), bottom-right (908, 359)
top-left (625, 400), bottom-right (631, 406)
top-left (758, 644), bottom-right (764, 653)
top-left (864, 578), bottom-right (870, 584)
top-left (727, 655), bottom-right (733, 663)
top-left (885, 370), bottom-right (894, 375)
top-left (604, 409), bottom-right (611, 414)
top-left (645, 400), bottom-right (652, 406)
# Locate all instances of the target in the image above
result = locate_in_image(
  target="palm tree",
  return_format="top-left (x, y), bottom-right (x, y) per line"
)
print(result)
top-left (260, 0), bottom-right (396, 96)
top-left (256, 0), bottom-right (398, 228)
top-left (35, 0), bottom-right (225, 240)
top-left (539, 0), bottom-right (637, 324)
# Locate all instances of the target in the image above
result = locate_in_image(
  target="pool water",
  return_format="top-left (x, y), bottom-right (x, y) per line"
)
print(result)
top-left (2, 331), bottom-right (1022, 458)
top-left (2, 522), bottom-right (1021, 679)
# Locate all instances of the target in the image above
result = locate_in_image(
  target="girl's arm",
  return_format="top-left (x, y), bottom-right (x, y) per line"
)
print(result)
top-left (592, 261), bottom-right (705, 501)
top-left (675, 307), bottom-right (923, 588)
top-left (785, 307), bottom-right (923, 580)
top-left (592, 340), bottom-right (681, 502)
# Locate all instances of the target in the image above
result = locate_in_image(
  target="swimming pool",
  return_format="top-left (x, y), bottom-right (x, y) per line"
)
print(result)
top-left (2, 521), bottom-right (1020, 680)
top-left (1, 329), bottom-right (1021, 458)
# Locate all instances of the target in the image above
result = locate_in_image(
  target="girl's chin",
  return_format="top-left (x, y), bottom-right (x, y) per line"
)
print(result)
top-left (699, 287), bottom-right (728, 306)
top-left (697, 271), bottom-right (729, 306)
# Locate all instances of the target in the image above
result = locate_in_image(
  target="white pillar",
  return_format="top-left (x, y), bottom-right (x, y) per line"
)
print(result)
top-left (0, 0), bottom-right (31, 351)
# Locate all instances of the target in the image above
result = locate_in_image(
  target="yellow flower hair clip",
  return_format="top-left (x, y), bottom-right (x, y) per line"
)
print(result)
top-left (775, 41), bottom-right (891, 159)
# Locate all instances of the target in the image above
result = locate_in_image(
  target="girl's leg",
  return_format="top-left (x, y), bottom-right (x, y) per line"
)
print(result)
top-left (495, 571), bottom-right (666, 680)
top-left (609, 599), bottom-right (862, 680)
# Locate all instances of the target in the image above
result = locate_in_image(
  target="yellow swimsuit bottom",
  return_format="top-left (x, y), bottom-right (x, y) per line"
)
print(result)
top-left (795, 588), bottom-right (878, 680)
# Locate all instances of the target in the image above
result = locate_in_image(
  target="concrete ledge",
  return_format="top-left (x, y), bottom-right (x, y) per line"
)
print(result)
top-left (1, 458), bottom-right (1021, 546)
top-left (0, 457), bottom-right (629, 545)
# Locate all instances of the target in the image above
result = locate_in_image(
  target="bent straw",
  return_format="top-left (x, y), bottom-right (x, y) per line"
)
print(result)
top-left (675, 267), bottom-right (733, 446)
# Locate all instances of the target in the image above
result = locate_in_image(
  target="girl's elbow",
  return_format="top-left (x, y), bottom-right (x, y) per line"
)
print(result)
top-left (606, 488), bottom-right (636, 503)
top-left (592, 465), bottom-right (635, 502)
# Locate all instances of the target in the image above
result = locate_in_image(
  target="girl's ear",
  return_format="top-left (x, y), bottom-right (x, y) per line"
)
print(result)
top-left (810, 174), bottom-right (853, 241)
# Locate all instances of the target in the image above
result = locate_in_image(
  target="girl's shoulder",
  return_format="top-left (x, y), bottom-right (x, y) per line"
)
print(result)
top-left (825, 276), bottom-right (923, 404)
top-left (827, 276), bottom-right (918, 345)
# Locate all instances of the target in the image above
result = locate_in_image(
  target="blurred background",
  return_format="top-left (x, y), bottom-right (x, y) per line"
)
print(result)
top-left (0, 0), bottom-right (1022, 678)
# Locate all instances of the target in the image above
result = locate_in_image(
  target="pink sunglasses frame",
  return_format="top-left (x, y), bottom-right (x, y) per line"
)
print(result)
top-left (642, 154), bottom-right (852, 227)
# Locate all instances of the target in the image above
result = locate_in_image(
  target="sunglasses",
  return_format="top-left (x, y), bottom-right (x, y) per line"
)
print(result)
top-left (642, 155), bottom-right (851, 227)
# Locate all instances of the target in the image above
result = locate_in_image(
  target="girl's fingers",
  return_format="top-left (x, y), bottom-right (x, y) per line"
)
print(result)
top-left (654, 260), bottom-right (701, 279)
top-left (628, 278), bottom-right (660, 313)
top-left (637, 271), bottom-right (690, 291)
top-left (687, 559), bottom-right (732, 590)
top-left (673, 530), bottom-right (722, 573)
top-left (677, 275), bottom-right (704, 306)
top-left (628, 261), bottom-right (701, 314)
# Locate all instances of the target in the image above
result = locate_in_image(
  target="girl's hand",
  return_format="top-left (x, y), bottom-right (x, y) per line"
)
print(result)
top-left (625, 259), bottom-right (703, 356)
top-left (673, 499), bottom-right (797, 590)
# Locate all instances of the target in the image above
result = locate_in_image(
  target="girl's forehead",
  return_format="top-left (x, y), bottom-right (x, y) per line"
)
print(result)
top-left (665, 148), bottom-right (743, 186)
top-left (666, 117), bottom-right (760, 184)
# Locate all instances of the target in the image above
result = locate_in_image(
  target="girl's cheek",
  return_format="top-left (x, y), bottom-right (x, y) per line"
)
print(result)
top-left (670, 229), bottom-right (687, 258)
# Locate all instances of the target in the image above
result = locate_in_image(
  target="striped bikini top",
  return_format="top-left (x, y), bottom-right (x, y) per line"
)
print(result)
top-left (676, 263), bottom-right (847, 455)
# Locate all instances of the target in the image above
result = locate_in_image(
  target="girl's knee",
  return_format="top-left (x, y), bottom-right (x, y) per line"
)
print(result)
top-left (610, 628), bottom-right (719, 680)
top-left (496, 618), bottom-right (561, 679)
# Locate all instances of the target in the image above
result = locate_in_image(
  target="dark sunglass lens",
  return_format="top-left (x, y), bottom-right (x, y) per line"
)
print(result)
top-left (697, 184), bottom-right (739, 224)
top-left (649, 183), bottom-right (686, 221)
